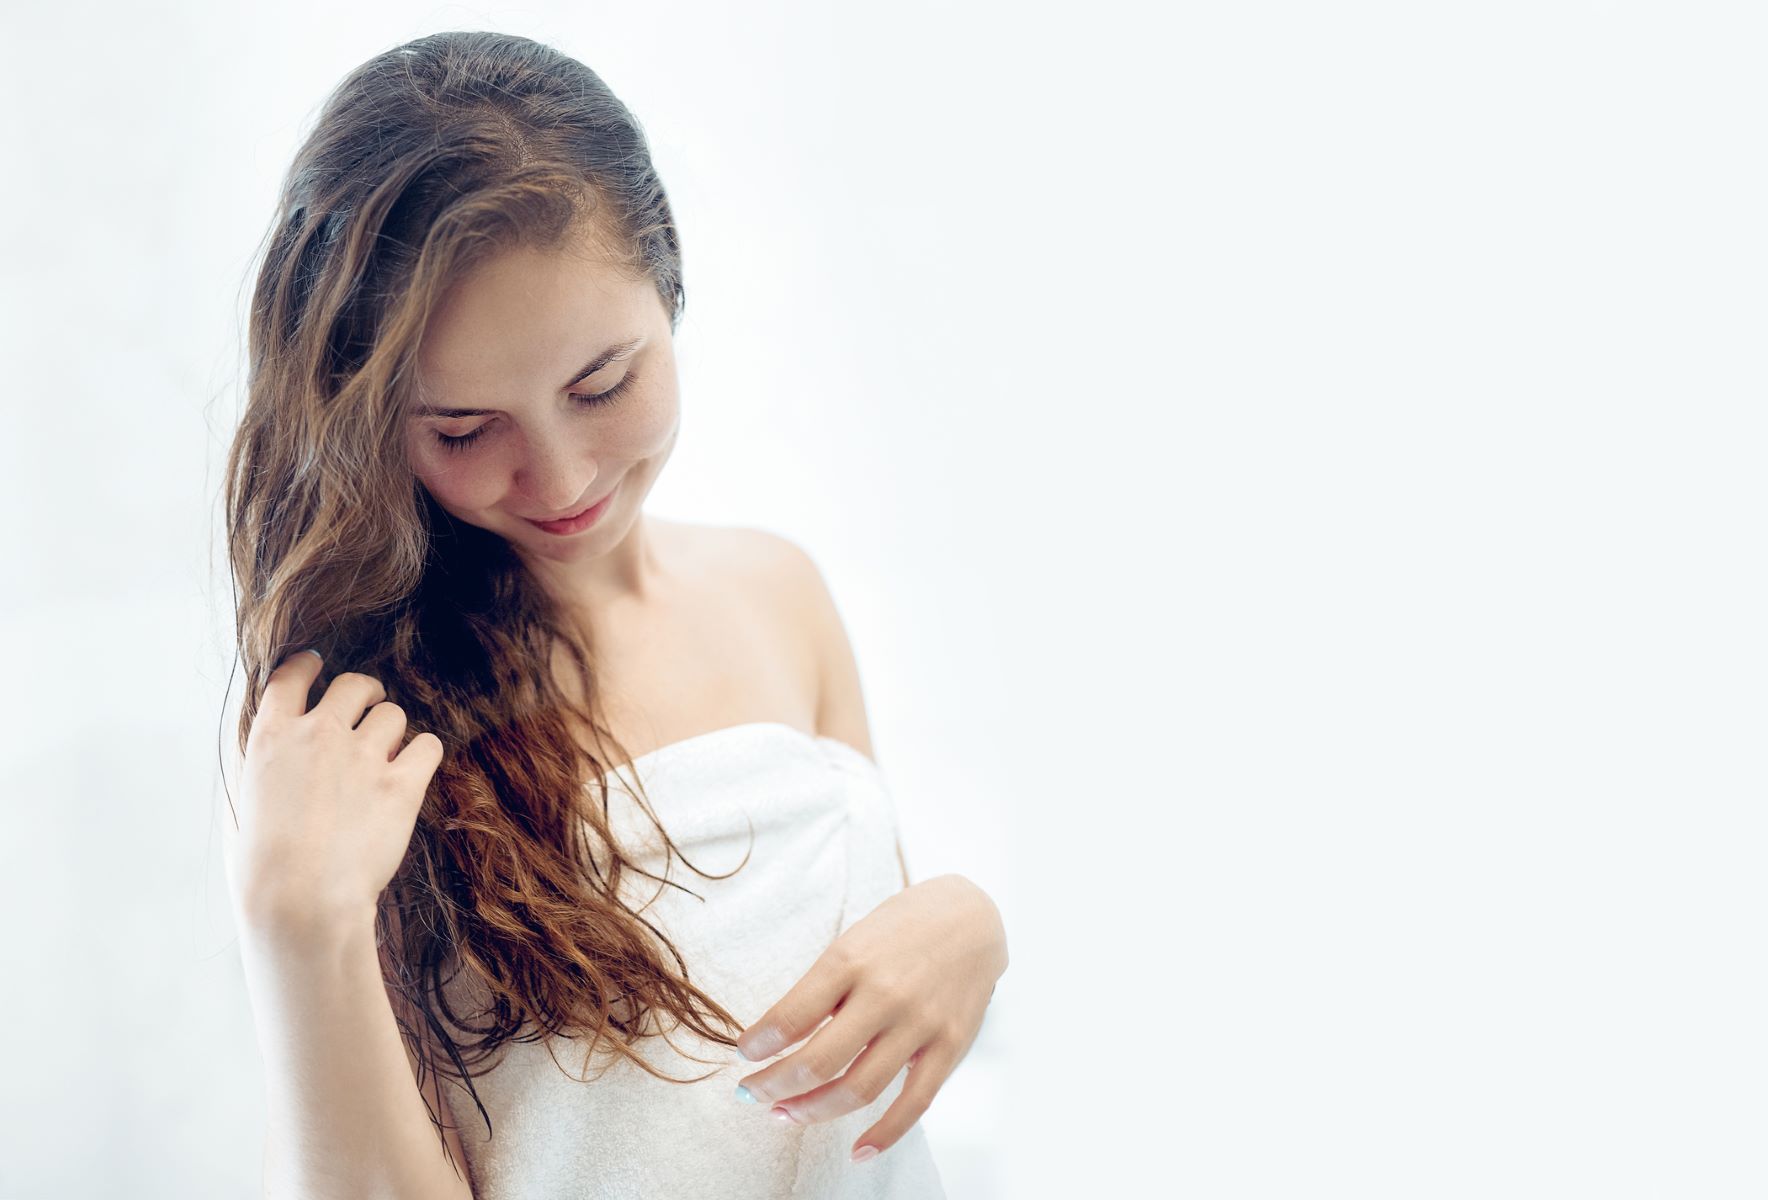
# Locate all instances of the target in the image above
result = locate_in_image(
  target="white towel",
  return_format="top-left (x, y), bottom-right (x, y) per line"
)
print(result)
top-left (438, 722), bottom-right (949, 1199)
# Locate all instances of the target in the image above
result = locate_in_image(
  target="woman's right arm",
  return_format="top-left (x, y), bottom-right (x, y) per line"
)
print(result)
top-left (222, 650), bottom-right (472, 1199)
top-left (236, 903), bottom-right (475, 1200)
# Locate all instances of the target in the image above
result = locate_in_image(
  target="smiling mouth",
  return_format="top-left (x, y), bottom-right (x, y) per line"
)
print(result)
top-left (526, 491), bottom-right (609, 523)
top-left (529, 501), bottom-right (596, 523)
top-left (522, 487), bottom-right (617, 530)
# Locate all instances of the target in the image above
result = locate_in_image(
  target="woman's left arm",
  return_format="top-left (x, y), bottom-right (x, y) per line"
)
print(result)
top-left (738, 536), bottom-right (1007, 1158)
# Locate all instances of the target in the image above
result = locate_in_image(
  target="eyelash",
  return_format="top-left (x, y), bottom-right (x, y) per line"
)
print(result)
top-left (432, 373), bottom-right (639, 454)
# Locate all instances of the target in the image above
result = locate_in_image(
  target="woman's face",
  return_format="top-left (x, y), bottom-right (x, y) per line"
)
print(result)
top-left (405, 234), bottom-right (679, 569)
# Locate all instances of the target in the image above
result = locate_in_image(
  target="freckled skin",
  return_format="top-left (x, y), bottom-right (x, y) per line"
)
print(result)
top-left (405, 229), bottom-right (681, 614)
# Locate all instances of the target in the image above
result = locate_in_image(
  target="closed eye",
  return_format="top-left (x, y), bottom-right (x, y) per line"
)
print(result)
top-left (432, 373), bottom-right (639, 453)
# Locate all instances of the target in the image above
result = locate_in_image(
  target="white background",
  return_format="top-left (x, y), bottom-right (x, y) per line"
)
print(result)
top-left (1, 2), bottom-right (1763, 1197)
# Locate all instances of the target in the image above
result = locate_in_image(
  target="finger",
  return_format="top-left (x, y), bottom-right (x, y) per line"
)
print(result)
top-left (737, 949), bottom-right (856, 1062)
top-left (355, 701), bottom-right (411, 762)
top-left (735, 997), bottom-right (878, 1107)
top-left (383, 731), bottom-right (445, 818)
top-left (259, 648), bottom-right (327, 720)
top-left (850, 1038), bottom-right (956, 1160)
top-left (310, 671), bottom-right (389, 730)
top-left (764, 1024), bottom-right (924, 1126)
top-left (390, 730), bottom-right (446, 789)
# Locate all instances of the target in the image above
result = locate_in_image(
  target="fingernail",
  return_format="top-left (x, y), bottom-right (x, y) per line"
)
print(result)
top-left (852, 1145), bottom-right (879, 1163)
top-left (301, 648), bottom-right (322, 662)
top-left (739, 1032), bottom-right (774, 1061)
top-left (769, 1105), bottom-right (797, 1124)
top-left (734, 1084), bottom-right (759, 1104)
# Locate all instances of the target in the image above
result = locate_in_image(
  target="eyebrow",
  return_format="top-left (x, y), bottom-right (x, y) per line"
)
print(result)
top-left (411, 336), bottom-right (644, 418)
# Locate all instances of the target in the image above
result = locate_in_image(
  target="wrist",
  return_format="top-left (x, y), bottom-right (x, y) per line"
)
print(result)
top-left (236, 886), bottom-right (378, 952)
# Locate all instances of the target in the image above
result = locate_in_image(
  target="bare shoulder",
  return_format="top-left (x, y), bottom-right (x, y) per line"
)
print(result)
top-left (660, 518), bottom-right (828, 606)
top-left (720, 525), bottom-right (875, 759)
top-left (662, 519), bottom-right (874, 757)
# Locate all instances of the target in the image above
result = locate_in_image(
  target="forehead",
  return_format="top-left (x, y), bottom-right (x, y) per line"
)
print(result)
top-left (415, 238), bottom-right (652, 402)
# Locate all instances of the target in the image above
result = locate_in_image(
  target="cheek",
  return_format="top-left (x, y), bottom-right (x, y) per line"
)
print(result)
top-left (626, 385), bottom-right (680, 450)
top-left (411, 447), bottom-right (497, 512)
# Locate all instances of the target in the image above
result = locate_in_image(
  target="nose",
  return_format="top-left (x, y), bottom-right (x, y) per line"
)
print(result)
top-left (513, 431), bottom-right (599, 515)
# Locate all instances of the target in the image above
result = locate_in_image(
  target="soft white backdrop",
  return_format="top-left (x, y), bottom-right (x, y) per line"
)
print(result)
top-left (2, 2), bottom-right (1765, 1198)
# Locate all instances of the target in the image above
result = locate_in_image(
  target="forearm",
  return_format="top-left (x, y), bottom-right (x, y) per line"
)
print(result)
top-left (238, 908), bottom-right (472, 1200)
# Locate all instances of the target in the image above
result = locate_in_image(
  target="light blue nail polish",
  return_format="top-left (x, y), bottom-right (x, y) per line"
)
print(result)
top-left (734, 1084), bottom-right (758, 1104)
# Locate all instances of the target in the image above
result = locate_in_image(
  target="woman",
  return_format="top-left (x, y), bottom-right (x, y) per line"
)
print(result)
top-left (217, 29), bottom-right (1007, 1200)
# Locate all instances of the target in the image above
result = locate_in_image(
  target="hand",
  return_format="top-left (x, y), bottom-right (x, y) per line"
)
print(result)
top-left (732, 873), bottom-right (1008, 1162)
top-left (225, 649), bottom-right (445, 933)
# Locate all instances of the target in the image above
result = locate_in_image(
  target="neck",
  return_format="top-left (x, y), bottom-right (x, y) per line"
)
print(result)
top-left (522, 511), bottom-right (670, 620)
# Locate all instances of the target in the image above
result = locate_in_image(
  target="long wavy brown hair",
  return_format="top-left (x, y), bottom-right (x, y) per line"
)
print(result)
top-left (217, 30), bottom-right (752, 1162)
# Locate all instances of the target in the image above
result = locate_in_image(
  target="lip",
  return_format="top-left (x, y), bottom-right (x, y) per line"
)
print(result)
top-left (523, 487), bottom-right (616, 535)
